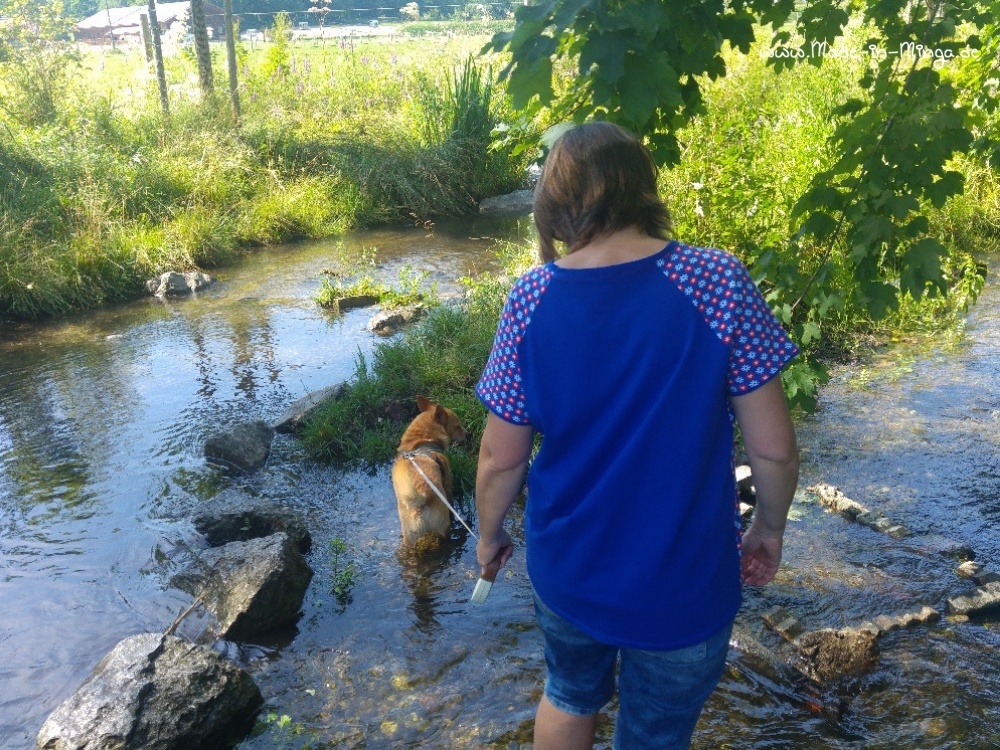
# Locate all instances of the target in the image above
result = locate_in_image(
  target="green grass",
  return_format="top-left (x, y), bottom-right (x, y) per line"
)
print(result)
top-left (315, 266), bottom-right (438, 310)
top-left (297, 25), bottom-right (1000, 474)
top-left (0, 33), bottom-right (528, 320)
top-left (299, 238), bottom-right (533, 492)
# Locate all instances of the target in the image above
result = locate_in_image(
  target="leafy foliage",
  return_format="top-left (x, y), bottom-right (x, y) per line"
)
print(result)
top-left (486, 0), bottom-right (999, 409)
top-left (0, 0), bottom-right (80, 125)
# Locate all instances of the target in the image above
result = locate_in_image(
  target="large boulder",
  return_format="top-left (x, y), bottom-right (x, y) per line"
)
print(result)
top-left (193, 489), bottom-right (312, 553)
top-left (203, 420), bottom-right (274, 473)
top-left (175, 533), bottom-right (313, 641)
top-left (35, 633), bottom-right (261, 750)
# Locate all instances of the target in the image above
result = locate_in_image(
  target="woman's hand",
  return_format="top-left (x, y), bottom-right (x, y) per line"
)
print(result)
top-left (477, 531), bottom-right (514, 579)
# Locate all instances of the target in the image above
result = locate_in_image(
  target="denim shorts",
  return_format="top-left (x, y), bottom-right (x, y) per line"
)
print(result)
top-left (534, 591), bottom-right (732, 750)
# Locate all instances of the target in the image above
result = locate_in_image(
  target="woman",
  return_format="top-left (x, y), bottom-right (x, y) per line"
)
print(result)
top-left (474, 122), bottom-right (800, 750)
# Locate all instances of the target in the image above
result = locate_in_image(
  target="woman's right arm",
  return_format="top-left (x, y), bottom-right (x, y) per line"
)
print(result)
top-left (731, 376), bottom-right (800, 586)
top-left (475, 412), bottom-right (533, 572)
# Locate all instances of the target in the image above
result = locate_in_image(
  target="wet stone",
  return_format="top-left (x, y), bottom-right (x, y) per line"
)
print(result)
top-left (973, 570), bottom-right (1000, 586)
top-left (957, 561), bottom-right (984, 579)
top-left (812, 482), bottom-right (867, 519)
top-left (272, 382), bottom-right (346, 434)
top-left (867, 606), bottom-right (941, 635)
top-left (811, 483), bottom-right (909, 537)
top-left (947, 580), bottom-right (1000, 619)
top-left (911, 535), bottom-right (976, 562)
top-left (334, 294), bottom-right (380, 313)
top-left (762, 606), bottom-right (804, 643)
top-left (796, 627), bottom-right (880, 682)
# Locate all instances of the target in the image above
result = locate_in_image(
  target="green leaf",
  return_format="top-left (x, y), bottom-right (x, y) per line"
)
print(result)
top-left (855, 214), bottom-right (894, 248)
top-left (860, 278), bottom-right (898, 320)
top-left (900, 237), bottom-right (946, 297)
top-left (793, 185), bottom-right (844, 219)
top-left (620, 52), bottom-right (680, 128)
top-left (800, 320), bottom-right (822, 346)
top-left (508, 36), bottom-right (557, 109)
top-left (797, 210), bottom-right (839, 241)
top-left (923, 170), bottom-right (965, 209)
top-left (580, 31), bottom-right (632, 84)
top-left (716, 10), bottom-right (756, 53)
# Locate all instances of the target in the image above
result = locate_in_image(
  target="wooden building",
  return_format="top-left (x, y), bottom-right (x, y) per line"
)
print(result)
top-left (75, 2), bottom-right (226, 44)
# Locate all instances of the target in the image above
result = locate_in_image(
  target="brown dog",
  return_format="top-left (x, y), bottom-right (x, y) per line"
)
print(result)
top-left (391, 395), bottom-right (468, 547)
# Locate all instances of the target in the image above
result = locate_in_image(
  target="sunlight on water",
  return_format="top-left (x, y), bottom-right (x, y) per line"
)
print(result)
top-left (1, 227), bottom-right (999, 749)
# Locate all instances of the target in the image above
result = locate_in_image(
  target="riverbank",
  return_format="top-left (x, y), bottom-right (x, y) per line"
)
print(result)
top-left (0, 34), bottom-right (526, 320)
top-left (3, 232), bottom-right (999, 749)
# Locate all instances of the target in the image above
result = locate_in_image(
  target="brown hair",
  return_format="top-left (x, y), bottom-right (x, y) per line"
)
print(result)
top-left (532, 122), bottom-right (672, 263)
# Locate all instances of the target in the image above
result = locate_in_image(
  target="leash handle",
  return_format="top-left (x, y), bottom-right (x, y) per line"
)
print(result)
top-left (404, 453), bottom-right (479, 541)
top-left (480, 546), bottom-right (509, 583)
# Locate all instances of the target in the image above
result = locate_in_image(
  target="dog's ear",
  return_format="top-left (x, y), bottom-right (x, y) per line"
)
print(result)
top-left (433, 404), bottom-right (447, 423)
top-left (416, 394), bottom-right (433, 412)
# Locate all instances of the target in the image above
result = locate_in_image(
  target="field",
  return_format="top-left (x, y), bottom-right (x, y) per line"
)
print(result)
top-left (0, 23), bottom-right (526, 319)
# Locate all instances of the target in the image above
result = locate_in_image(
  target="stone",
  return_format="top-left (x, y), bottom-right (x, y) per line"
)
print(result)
top-left (35, 633), bottom-right (261, 750)
top-left (203, 419), bottom-right (274, 472)
top-left (947, 581), bottom-right (1000, 619)
top-left (193, 488), bottom-right (311, 553)
top-left (810, 483), bottom-right (908, 537)
top-left (811, 483), bottom-right (866, 520)
top-left (478, 188), bottom-right (534, 217)
top-left (869, 606), bottom-right (941, 635)
top-left (146, 271), bottom-right (213, 297)
top-left (271, 383), bottom-right (346, 434)
top-left (333, 294), bottom-right (380, 313)
top-left (973, 570), bottom-right (1000, 586)
top-left (367, 304), bottom-right (424, 336)
top-left (175, 533), bottom-right (313, 641)
top-left (909, 535), bottom-right (976, 562)
top-left (957, 560), bottom-right (984, 579)
top-left (762, 605), bottom-right (804, 643)
top-left (796, 627), bottom-right (880, 682)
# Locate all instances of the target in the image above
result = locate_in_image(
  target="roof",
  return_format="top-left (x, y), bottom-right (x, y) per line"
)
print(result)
top-left (76, 2), bottom-right (224, 31)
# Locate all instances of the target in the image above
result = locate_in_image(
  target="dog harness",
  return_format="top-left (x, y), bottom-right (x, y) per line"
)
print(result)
top-left (398, 444), bottom-right (478, 540)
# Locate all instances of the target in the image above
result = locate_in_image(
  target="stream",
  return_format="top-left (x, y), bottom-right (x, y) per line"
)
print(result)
top-left (1, 219), bottom-right (999, 749)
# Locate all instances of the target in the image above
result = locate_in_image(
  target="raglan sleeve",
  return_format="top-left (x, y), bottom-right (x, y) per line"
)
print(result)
top-left (475, 279), bottom-right (535, 426)
top-left (726, 259), bottom-right (800, 396)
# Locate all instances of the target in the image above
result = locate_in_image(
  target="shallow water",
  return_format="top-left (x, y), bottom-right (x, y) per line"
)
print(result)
top-left (1, 225), bottom-right (998, 749)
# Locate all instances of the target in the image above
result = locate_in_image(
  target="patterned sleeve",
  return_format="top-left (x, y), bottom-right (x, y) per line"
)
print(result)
top-left (474, 266), bottom-right (554, 425)
top-left (726, 256), bottom-right (799, 396)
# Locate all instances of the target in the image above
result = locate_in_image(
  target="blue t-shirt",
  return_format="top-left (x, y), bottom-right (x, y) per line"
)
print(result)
top-left (476, 240), bottom-right (799, 649)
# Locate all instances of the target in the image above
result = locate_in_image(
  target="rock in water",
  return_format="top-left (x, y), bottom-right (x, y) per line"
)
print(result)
top-left (35, 633), bottom-right (261, 750)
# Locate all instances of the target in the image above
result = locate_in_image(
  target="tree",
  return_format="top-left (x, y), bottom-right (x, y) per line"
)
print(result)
top-left (486, 0), bottom-right (999, 408)
top-left (189, 0), bottom-right (215, 98)
top-left (224, 0), bottom-right (240, 121)
top-left (146, 0), bottom-right (169, 116)
top-left (0, 0), bottom-right (80, 125)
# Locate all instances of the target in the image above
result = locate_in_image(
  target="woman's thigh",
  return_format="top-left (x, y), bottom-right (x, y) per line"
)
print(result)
top-left (614, 623), bottom-right (733, 750)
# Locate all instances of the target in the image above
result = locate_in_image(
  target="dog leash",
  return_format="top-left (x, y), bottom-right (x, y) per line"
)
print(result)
top-left (402, 451), bottom-right (479, 541)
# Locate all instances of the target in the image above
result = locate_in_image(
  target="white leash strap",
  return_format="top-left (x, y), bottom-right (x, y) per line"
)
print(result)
top-left (404, 453), bottom-right (479, 540)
